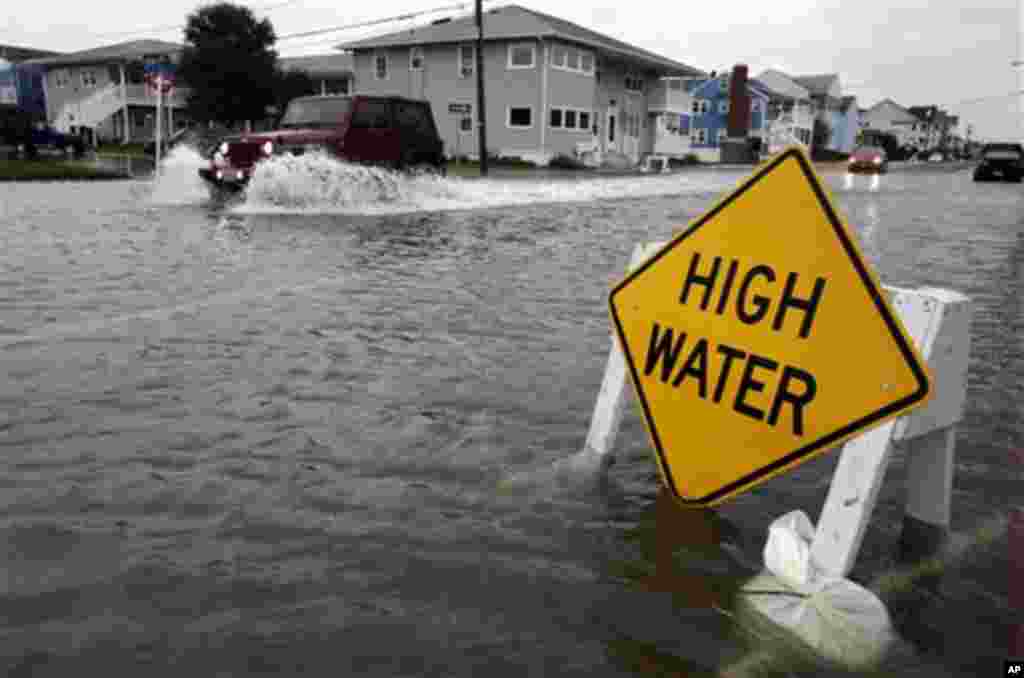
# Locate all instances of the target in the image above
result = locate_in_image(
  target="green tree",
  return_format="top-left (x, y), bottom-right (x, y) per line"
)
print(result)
top-left (178, 2), bottom-right (278, 126)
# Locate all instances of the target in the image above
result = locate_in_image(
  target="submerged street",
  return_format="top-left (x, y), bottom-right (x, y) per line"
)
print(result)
top-left (0, 152), bottom-right (1020, 676)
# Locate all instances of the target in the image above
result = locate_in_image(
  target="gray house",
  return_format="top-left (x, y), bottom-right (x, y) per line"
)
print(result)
top-left (23, 39), bottom-right (188, 144)
top-left (336, 4), bottom-right (702, 166)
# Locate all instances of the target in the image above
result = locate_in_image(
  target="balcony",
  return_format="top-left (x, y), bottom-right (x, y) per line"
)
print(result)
top-left (649, 80), bottom-right (692, 113)
top-left (121, 83), bottom-right (190, 107)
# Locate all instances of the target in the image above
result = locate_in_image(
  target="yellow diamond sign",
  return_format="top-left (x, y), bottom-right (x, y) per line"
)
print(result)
top-left (608, 148), bottom-right (932, 507)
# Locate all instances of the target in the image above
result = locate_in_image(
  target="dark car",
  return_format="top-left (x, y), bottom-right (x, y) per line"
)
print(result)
top-left (973, 143), bottom-right (1024, 182)
top-left (0, 104), bottom-right (34, 150)
top-left (1, 105), bottom-right (87, 159)
top-left (198, 95), bottom-right (446, 192)
top-left (847, 146), bottom-right (888, 174)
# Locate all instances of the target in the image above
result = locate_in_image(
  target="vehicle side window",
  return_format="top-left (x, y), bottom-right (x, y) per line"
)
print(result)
top-left (394, 102), bottom-right (436, 137)
top-left (351, 99), bottom-right (392, 129)
top-left (415, 103), bottom-right (437, 136)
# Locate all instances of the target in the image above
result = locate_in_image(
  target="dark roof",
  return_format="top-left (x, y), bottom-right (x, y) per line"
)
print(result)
top-left (792, 73), bottom-right (838, 96)
top-left (280, 53), bottom-right (354, 76)
top-left (337, 4), bottom-right (703, 75)
top-left (907, 105), bottom-right (938, 121)
top-left (0, 43), bottom-right (63, 63)
top-left (23, 39), bottom-right (183, 67)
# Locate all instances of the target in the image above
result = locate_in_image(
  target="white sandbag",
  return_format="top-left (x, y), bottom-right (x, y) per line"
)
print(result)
top-left (763, 510), bottom-right (822, 593)
top-left (737, 511), bottom-right (898, 670)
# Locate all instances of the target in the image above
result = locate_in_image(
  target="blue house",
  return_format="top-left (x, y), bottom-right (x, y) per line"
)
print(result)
top-left (683, 73), bottom-right (771, 162)
top-left (828, 96), bottom-right (860, 154)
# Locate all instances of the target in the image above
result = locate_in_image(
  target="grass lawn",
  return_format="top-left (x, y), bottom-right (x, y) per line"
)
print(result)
top-left (444, 160), bottom-right (540, 178)
top-left (0, 158), bottom-right (131, 181)
top-left (95, 142), bottom-right (149, 158)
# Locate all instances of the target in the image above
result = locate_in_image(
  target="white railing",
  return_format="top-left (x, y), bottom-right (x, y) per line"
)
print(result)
top-left (54, 84), bottom-right (123, 132)
top-left (53, 82), bottom-right (190, 132)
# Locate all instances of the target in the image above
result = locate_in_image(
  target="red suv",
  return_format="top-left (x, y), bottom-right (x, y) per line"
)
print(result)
top-left (199, 95), bottom-right (446, 191)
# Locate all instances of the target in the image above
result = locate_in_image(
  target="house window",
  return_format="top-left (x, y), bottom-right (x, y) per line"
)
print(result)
top-left (324, 78), bottom-right (349, 95)
top-left (550, 44), bottom-right (593, 74)
top-left (508, 43), bottom-right (535, 69)
top-left (668, 79), bottom-right (682, 91)
top-left (625, 75), bottom-right (643, 92)
top-left (552, 45), bottom-right (566, 68)
top-left (691, 100), bottom-right (700, 114)
top-left (719, 100), bottom-right (729, 114)
top-left (566, 48), bottom-right (580, 70)
top-left (548, 107), bottom-right (590, 131)
top-left (409, 47), bottom-right (424, 71)
top-left (374, 53), bottom-right (388, 80)
top-left (460, 115), bottom-right (473, 132)
top-left (54, 70), bottom-right (70, 87)
top-left (458, 45), bottom-right (474, 78)
top-left (508, 106), bottom-right (532, 128)
top-left (692, 127), bottom-right (706, 145)
top-left (81, 70), bottom-right (97, 87)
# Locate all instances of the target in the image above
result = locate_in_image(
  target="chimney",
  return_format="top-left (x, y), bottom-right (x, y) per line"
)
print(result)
top-left (726, 64), bottom-right (750, 138)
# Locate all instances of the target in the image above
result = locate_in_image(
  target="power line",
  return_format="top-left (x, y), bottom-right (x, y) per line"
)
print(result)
top-left (88, 0), bottom-right (304, 39)
top-left (275, 1), bottom-right (476, 42)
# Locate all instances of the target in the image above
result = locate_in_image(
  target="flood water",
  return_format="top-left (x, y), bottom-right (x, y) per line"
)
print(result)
top-left (0, 149), bottom-right (1020, 677)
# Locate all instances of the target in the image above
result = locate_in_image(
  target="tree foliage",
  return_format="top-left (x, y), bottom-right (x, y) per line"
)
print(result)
top-left (178, 2), bottom-right (278, 125)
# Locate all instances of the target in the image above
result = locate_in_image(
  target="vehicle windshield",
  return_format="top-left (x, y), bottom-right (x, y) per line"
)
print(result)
top-left (279, 98), bottom-right (353, 128)
top-left (854, 147), bottom-right (883, 156)
top-left (982, 145), bottom-right (1022, 160)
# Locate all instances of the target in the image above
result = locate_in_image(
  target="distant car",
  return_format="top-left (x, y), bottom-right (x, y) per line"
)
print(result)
top-left (973, 143), bottom-right (1024, 183)
top-left (847, 146), bottom-right (888, 174)
top-left (198, 95), bottom-right (446, 192)
top-left (0, 106), bottom-right (86, 159)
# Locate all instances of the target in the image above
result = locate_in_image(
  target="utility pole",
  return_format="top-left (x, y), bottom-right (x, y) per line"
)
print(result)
top-left (475, 0), bottom-right (488, 175)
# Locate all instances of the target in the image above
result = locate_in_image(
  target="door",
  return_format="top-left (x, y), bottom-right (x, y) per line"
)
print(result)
top-left (605, 104), bottom-right (619, 153)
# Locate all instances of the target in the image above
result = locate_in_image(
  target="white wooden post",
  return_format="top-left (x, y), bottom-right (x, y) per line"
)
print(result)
top-left (584, 242), bottom-right (972, 580)
top-left (812, 287), bottom-right (971, 577)
top-left (581, 241), bottom-right (666, 465)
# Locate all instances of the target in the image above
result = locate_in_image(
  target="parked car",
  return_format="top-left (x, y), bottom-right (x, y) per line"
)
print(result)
top-left (198, 95), bottom-right (446, 192)
top-left (847, 146), bottom-right (888, 174)
top-left (2, 111), bottom-right (87, 159)
top-left (0, 104), bottom-right (34, 150)
top-left (972, 143), bottom-right (1024, 183)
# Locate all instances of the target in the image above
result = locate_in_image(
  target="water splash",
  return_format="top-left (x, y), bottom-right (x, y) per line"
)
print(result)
top-left (147, 144), bottom-right (211, 206)
top-left (233, 152), bottom-right (738, 216)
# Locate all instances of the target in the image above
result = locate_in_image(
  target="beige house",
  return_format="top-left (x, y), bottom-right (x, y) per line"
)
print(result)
top-left (861, 99), bottom-right (918, 147)
top-left (336, 4), bottom-right (702, 166)
top-left (280, 54), bottom-right (354, 96)
top-left (23, 39), bottom-right (189, 144)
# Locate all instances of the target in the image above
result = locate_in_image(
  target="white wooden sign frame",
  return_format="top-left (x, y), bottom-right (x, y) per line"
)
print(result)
top-left (585, 242), bottom-right (972, 577)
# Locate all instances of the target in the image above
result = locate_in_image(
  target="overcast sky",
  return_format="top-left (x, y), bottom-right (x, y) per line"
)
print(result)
top-left (2, 0), bottom-right (1020, 140)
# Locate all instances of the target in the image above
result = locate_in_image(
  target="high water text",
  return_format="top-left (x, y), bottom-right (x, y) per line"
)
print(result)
top-left (643, 252), bottom-right (827, 436)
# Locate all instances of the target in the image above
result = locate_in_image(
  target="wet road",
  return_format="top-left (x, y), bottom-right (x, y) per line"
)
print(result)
top-left (0, 153), bottom-right (1020, 676)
